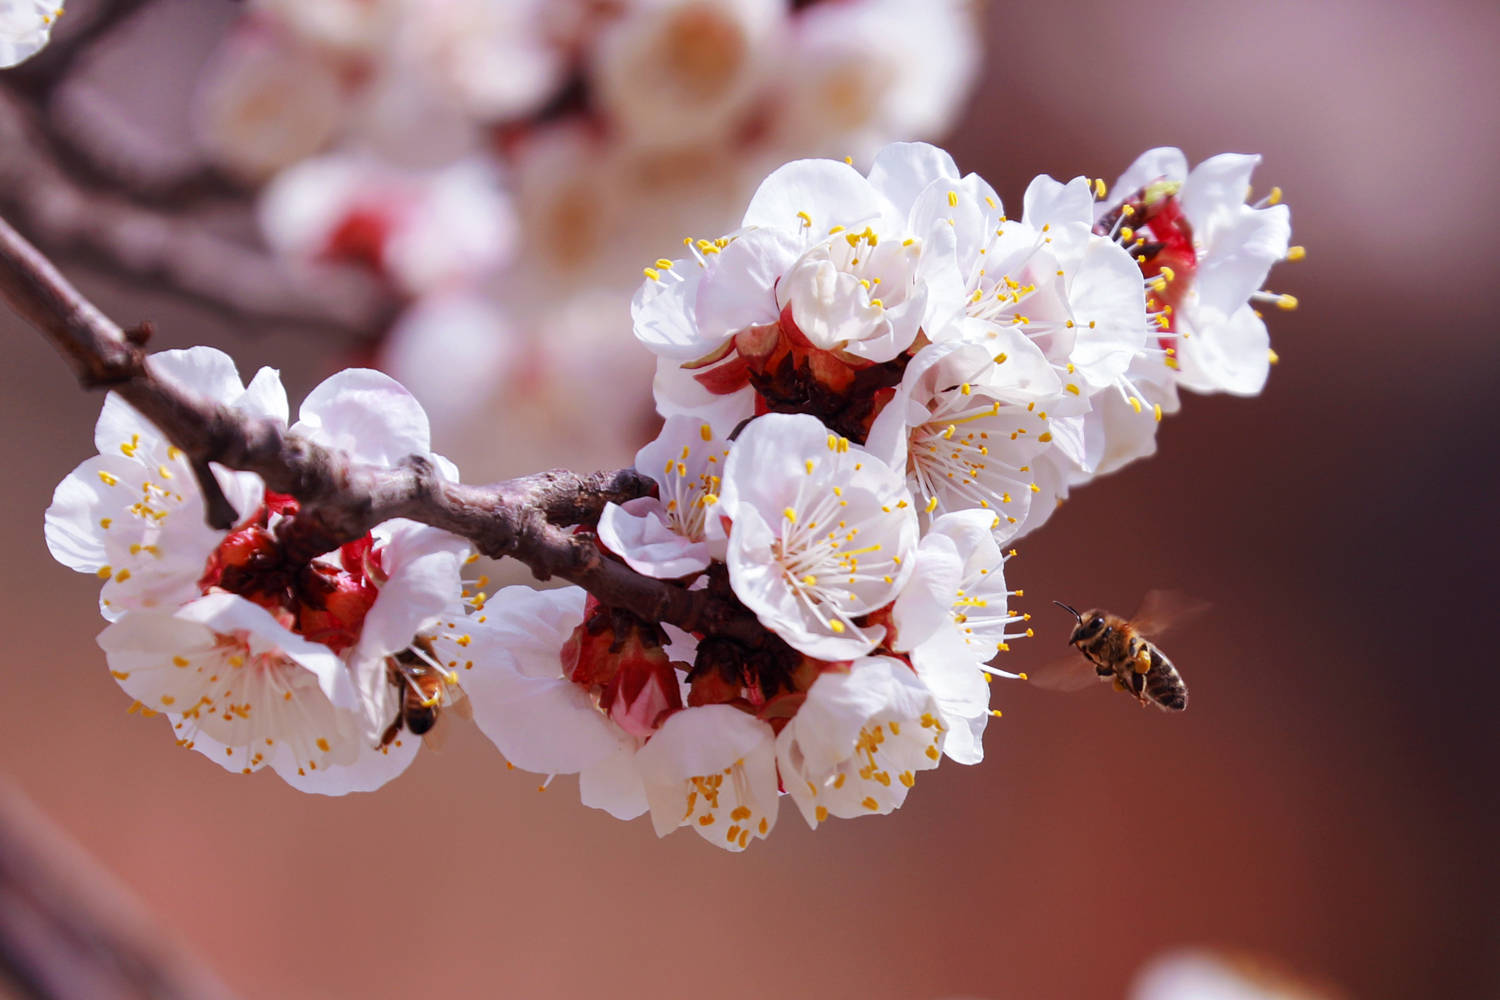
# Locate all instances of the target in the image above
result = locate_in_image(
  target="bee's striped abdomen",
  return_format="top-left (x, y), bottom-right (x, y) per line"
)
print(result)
top-left (1143, 646), bottom-right (1188, 711)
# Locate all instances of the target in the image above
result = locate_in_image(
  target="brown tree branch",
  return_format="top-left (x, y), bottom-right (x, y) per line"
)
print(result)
top-left (0, 211), bottom-right (771, 646)
top-left (0, 88), bottom-right (397, 339)
top-left (0, 780), bottom-right (240, 1000)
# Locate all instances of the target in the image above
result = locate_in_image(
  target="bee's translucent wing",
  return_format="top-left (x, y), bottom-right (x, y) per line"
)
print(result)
top-left (1132, 589), bottom-right (1210, 637)
top-left (1023, 653), bottom-right (1106, 694)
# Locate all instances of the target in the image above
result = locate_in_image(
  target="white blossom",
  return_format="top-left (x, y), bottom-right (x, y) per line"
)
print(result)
top-left (50, 357), bottom-right (469, 788)
top-left (1131, 950), bottom-right (1329, 1000)
top-left (192, 33), bottom-right (349, 182)
top-left (597, 416), bottom-right (731, 578)
top-left (1098, 148), bottom-right (1293, 396)
top-left (776, 657), bottom-right (945, 827)
top-left (864, 340), bottom-right (1060, 540)
top-left (259, 155), bottom-right (516, 296)
top-left (45, 348), bottom-right (283, 622)
top-left (719, 413), bottom-right (917, 659)
top-left (591, 0), bottom-right (783, 152)
top-left (395, 0), bottom-right (565, 122)
top-left (635, 704), bottom-right (779, 852)
top-left (768, 0), bottom-right (979, 161)
top-left (461, 585), bottom-right (657, 820)
top-left (889, 509), bottom-right (1028, 763)
top-left (97, 594), bottom-right (418, 795)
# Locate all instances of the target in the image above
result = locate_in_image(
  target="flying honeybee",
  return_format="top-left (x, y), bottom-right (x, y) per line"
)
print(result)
top-left (1042, 590), bottom-right (1205, 712)
top-left (378, 638), bottom-right (469, 749)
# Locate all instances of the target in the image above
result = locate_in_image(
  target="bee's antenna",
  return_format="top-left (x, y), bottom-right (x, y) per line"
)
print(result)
top-left (1053, 601), bottom-right (1082, 621)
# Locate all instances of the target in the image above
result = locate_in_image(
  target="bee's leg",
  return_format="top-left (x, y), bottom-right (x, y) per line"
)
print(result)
top-left (1129, 638), bottom-right (1152, 674)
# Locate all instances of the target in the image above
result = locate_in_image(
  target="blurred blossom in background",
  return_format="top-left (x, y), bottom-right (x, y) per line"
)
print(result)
top-left (203, 0), bottom-right (981, 477)
top-left (1, 1), bottom-right (1496, 998)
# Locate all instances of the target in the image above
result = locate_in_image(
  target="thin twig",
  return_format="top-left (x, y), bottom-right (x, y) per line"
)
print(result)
top-left (0, 779), bottom-right (240, 1000)
top-left (0, 88), bottom-right (397, 339)
top-left (0, 211), bottom-right (770, 646)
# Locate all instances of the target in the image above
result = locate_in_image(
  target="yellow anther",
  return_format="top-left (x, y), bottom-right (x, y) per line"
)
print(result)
top-left (1130, 397), bottom-right (1143, 414)
top-left (643, 267), bottom-right (660, 280)
top-left (1267, 186), bottom-right (1283, 205)
top-left (1286, 245), bottom-right (1306, 262)
top-left (1120, 226), bottom-right (1135, 242)
top-left (1277, 293), bottom-right (1299, 311)
top-left (783, 507), bottom-right (797, 523)
top-left (947, 190), bottom-right (959, 207)
top-left (1153, 403), bottom-right (1163, 422)
top-left (829, 620), bottom-right (845, 633)
top-left (1268, 348), bottom-right (1280, 364)
top-left (1065, 383), bottom-right (1080, 395)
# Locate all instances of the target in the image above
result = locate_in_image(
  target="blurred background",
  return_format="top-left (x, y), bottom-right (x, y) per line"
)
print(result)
top-left (1, 0), bottom-right (1496, 997)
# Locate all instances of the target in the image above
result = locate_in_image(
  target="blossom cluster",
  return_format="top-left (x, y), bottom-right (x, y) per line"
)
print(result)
top-left (44, 140), bottom-right (1295, 850)
top-left (482, 139), bottom-right (1297, 848)
top-left (194, 0), bottom-right (980, 476)
top-left (46, 352), bottom-right (472, 794)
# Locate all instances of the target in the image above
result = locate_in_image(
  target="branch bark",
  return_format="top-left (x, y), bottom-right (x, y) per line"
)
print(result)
top-left (0, 88), bottom-right (397, 339)
top-left (0, 211), bottom-right (770, 646)
top-left (0, 780), bottom-right (239, 1000)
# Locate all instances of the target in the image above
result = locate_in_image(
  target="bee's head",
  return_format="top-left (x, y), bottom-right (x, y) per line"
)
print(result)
top-left (1055, 602), bottom-right (1107, 644)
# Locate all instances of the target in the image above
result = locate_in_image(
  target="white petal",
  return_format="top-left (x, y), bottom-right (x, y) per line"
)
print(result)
top-left (176, 593), bottom-right (352, 706)
top-left (1192, 204), bottom-right (1292, 314)
top-left (693, 228), bottom-right (800, 345)
top-left (1101, 147), bottom-right (1188, 219)
top-left (1022, 174), bottom-right (1095, 229)
top-left (355, 520), bottom-right (468, 662)
top-left (1176, 303), bottom-right (1271, 396)
top-left (866, 141), bottom-right (960, 215)
top-left (889, 533), bottom-right (963, 653)
top-left (468, 668), bottom-right (624, 775)
top-left (633, 263), bottom-right (710, 360)
top-left (294, 368), bottom-right (432, 465)
top-left (578, 742), bottom-right (650, 820)
top-left (44, 456), bottom-right (122, 573)
top-left (233, 366), bottom-right (291, 425)
top-left (597, 499), bottom-right (710, 579)
top-left (468, 585), bottom-right (585, 679)
top-left (275, 737), bottom-right (420, 795)
top-left (742, 158), bottom-right (896, 235)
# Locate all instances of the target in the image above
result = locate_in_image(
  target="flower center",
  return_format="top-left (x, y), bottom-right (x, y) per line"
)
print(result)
top-left (198, 490), bottom-right (381, 654)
